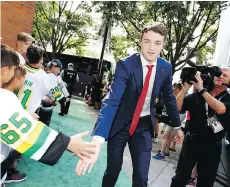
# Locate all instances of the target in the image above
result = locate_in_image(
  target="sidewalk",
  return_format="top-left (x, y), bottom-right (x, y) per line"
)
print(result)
top-left (122, 123), bottom-right (224, 187)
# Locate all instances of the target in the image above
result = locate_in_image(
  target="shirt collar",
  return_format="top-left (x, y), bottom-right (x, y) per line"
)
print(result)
top-left (140, 53), bottom-right (157, 67)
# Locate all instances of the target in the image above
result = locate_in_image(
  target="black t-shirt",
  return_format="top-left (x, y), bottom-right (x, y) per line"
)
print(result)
top-left (181, 91), bottom-right (230, 141)
top-left (63, 69), bottom-right (78, 87)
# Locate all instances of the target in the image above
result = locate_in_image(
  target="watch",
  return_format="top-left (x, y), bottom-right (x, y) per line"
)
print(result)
top-left (199, 88), bottom-right (207, 96)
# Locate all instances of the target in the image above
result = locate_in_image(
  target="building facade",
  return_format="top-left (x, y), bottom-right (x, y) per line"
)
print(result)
top-left (1, 1), bottom-right (36, 48)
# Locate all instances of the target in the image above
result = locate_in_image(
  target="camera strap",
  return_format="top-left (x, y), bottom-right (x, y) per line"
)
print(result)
top-left (205, 92), bottom-right (228, 133)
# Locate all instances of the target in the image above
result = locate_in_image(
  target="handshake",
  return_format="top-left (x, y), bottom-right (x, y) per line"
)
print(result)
top-left (67, 131), bottom-right (102, 176)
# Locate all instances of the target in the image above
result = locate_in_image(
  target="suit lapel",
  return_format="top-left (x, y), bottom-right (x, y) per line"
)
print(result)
top-left (133, 54), bottom-right (143, 94)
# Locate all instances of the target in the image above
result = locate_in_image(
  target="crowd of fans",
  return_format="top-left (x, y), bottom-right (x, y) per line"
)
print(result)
top-left (0, 32), bottom-right (91, 187)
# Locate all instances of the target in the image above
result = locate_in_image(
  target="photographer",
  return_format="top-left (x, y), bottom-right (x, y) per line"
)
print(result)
top-left (170, 67), bottom-right (230, 187)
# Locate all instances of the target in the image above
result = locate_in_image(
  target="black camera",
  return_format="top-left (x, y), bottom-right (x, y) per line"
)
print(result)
top-left (180, 60), bottom-right (222, 92)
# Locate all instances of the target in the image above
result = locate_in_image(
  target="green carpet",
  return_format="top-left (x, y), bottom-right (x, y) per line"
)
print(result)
top-left (9, 99), bottom-right (131, 187)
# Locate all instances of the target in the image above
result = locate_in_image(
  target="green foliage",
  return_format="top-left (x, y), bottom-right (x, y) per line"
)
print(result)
top-left (110, 36), bottom-right (133, 62)
top-left (32, 1), bottom-right (92, 59)
top-left (94, 1), bottom-right (221, 74)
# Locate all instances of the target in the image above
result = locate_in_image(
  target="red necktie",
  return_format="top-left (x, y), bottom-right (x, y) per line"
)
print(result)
top-left (129, 65), bottom-right (154, 136)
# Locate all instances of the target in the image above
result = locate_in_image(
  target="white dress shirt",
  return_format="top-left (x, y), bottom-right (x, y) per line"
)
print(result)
top-left (93, 54), bottom-right (157, 145)
top-left (140, 54), bottom-right (157, 117)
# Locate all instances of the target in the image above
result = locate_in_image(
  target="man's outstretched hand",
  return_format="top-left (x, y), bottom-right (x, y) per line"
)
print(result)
top-left (75, 139), bottom-right (102, 176)
top-left (67, 131), bottom-right (97, 159)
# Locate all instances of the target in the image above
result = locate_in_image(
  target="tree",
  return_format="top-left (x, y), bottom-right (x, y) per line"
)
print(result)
top-left (94, 1), bottom-right (221, 74)
top-left (32, 1), bottom-right (92, 60)
top-left (110, 35), bottom-right (133, 62)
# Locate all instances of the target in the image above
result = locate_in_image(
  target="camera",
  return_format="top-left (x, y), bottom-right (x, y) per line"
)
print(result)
top-left (180, 60), bottom-right (222, 92)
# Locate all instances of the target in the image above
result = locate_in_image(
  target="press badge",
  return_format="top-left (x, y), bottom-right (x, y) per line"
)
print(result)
top-left (207, 115), bottom-right (224, 133)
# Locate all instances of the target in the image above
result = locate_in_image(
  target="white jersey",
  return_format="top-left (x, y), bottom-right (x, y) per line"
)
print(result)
top-left (46, 73), bottom-right (64, 101)
top-left (57, 75), bottom-right (69, 97)
top-left (0, 88), bottom-right (60, 171)
top-left (17, 64), bottom-right (64, 113)
top-left (41, 74), bottom-right (68, 111)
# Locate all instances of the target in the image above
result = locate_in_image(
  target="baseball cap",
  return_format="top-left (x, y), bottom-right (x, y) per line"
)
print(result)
top-left (47, 59), bottom-right (62, 68)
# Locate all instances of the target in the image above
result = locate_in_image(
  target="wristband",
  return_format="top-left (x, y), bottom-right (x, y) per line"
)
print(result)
top-left (199, 88), bottom-right (207, 96)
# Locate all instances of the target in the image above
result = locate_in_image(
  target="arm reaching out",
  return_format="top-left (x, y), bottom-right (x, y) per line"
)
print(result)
top-left (0, 89), bottom-right (96, 166)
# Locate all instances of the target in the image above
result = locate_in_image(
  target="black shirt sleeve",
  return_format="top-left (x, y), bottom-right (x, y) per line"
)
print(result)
top-left (181, 93), bottom-right (195, 113)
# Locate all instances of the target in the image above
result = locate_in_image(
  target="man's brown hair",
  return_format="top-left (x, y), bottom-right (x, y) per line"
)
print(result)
top-left (1, 44), bottom-right (20, 68)
top-left (141, 22), bottom-right (167, 40)
top-left (17, 32), bottom-right (34, 42)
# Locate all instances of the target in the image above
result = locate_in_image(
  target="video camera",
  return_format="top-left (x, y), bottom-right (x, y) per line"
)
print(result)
top-left (180, 60), bottom-right (222, 92)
